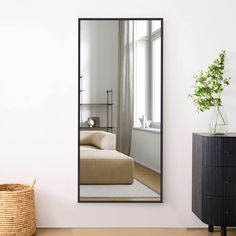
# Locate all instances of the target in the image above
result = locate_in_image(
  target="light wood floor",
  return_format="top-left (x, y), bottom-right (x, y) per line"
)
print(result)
top-left (134, 162), bottom-right (161, 193)
top-left (80, 162), bottom-right (161, 202)
top-left (36, 228), bottom-right (236, 236)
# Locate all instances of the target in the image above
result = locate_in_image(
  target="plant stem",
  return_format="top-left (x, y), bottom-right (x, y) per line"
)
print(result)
top-left (214, 105), bottom-right (219, 134)
top-left (217, 92), bottom-right (226, 125)
top-left (217, 106), bottom-right (226, 125)
top-left (214, 92), bottom-right (226, 134)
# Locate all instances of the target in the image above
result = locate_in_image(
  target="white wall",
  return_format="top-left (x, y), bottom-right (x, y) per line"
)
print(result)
top-left (80, 20), bottom-right (118, 128)
top-left (131, 129), bottom-right (161, 173)
top-left (0, 0), bottom-right (236, 228)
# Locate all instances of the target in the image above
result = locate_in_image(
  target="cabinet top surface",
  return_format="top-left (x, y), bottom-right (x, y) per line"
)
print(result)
top-left (193, 132), bottom-right (236, 137)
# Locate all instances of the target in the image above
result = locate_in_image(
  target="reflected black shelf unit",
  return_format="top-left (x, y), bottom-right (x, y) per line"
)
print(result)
top-left (80, 126), bottom-right (113, 130)
top-left (80, 90), bottom-right (113, 133)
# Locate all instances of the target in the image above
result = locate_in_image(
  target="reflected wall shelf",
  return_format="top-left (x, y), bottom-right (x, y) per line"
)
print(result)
top-left (80, 90), bottom-right (114, 133)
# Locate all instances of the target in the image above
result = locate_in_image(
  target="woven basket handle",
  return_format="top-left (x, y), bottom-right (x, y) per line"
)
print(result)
top-left (31, 179), bottom-right (36, 189)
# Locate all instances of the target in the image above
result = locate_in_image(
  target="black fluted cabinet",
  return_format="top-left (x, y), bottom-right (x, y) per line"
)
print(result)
top-left (192, 133), bottom-right (236, 236)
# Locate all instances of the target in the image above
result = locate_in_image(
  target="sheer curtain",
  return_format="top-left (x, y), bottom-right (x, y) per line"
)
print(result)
top-left (117, 20), bottom-right (134, 155)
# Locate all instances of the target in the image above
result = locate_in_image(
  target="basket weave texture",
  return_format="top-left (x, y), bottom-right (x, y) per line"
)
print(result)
top-left (0, 184), bottom-right (36, 236)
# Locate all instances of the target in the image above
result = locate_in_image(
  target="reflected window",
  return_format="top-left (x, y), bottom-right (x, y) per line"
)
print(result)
top-left (134, 20), bottom-right (161, 127)
top-left (152, 20), bottom-right (161, 32)
top-left (135, 20), bottom-right (149, 38)
top-left (152, 36), bottom-right (161, 123)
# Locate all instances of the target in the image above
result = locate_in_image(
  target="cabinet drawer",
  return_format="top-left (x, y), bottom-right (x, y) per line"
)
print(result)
top-left (203, 137), bottom-right (236, 167)
top-left (222, 138), bottom-right (236, 167)
top-left (203, 167), bottom-right (236, 196)
top-left (202, 136), bottom-right (221, 166)
top-left (203, 166), bottom-right (224, 196)
top-left (224, 168), bottom-right (236, 196)
top-left (202, 195), bottom-right (236, 226)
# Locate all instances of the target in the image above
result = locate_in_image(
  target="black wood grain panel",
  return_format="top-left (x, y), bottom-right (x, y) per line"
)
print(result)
top-left (202, 195), bottom-right (223, 226)
top-left (202, 195), bottom-right (236, 226)
top-left (192, 133), bottom-right (203, 218)
top-left (203, 167), bottom-right (236, 197)
top-left (203, 166), bottom-right (224, 196)
top-left (202, 196), bottom-right (236, 226)
top-left (202, 136), bottom-right (222, 167)
top-left (222, 138), bottom-right (236, 167)
top-left (224, 198), bottom-right (236, 225)
top-left (192, 133), bottom-right (236, 229)
top-left (224, 168), bottom-right (236, 196)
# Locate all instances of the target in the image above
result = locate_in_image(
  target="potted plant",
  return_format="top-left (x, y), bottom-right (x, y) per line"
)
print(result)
top-left (189, 50), bottom-right (231, 134)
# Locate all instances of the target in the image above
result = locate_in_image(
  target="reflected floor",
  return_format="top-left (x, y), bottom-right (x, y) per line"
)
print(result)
top-left (134, 162), bottom-right (160, 193)
top-left (80, 162), bottom-right (161, 202)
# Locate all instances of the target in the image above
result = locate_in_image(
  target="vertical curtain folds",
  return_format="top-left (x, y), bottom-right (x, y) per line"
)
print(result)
top-left (117, 20), bottom-right (134, 155)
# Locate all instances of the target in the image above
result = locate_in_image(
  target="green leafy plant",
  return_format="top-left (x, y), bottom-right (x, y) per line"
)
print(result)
top-left (189, 50), bottom-right (230, 113)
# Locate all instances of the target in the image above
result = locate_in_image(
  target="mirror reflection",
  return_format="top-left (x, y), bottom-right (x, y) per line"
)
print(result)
top-left (79, 19), bottom-right (163, 202)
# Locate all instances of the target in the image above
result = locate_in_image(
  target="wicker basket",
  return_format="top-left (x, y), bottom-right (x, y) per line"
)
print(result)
top-left (0, 181), bottom-right (36, 236)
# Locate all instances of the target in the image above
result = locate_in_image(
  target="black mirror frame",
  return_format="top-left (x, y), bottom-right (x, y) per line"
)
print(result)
top-left (78, 18), bottom-right (163, 203)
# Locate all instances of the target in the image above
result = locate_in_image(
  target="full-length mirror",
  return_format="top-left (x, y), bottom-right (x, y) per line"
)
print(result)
top-left (79, 18), bottom-right (163, 202)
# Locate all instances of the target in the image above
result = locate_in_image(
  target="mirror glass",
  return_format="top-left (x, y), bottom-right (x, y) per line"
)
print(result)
top-left (79, 19), bottom-right (163, 202)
